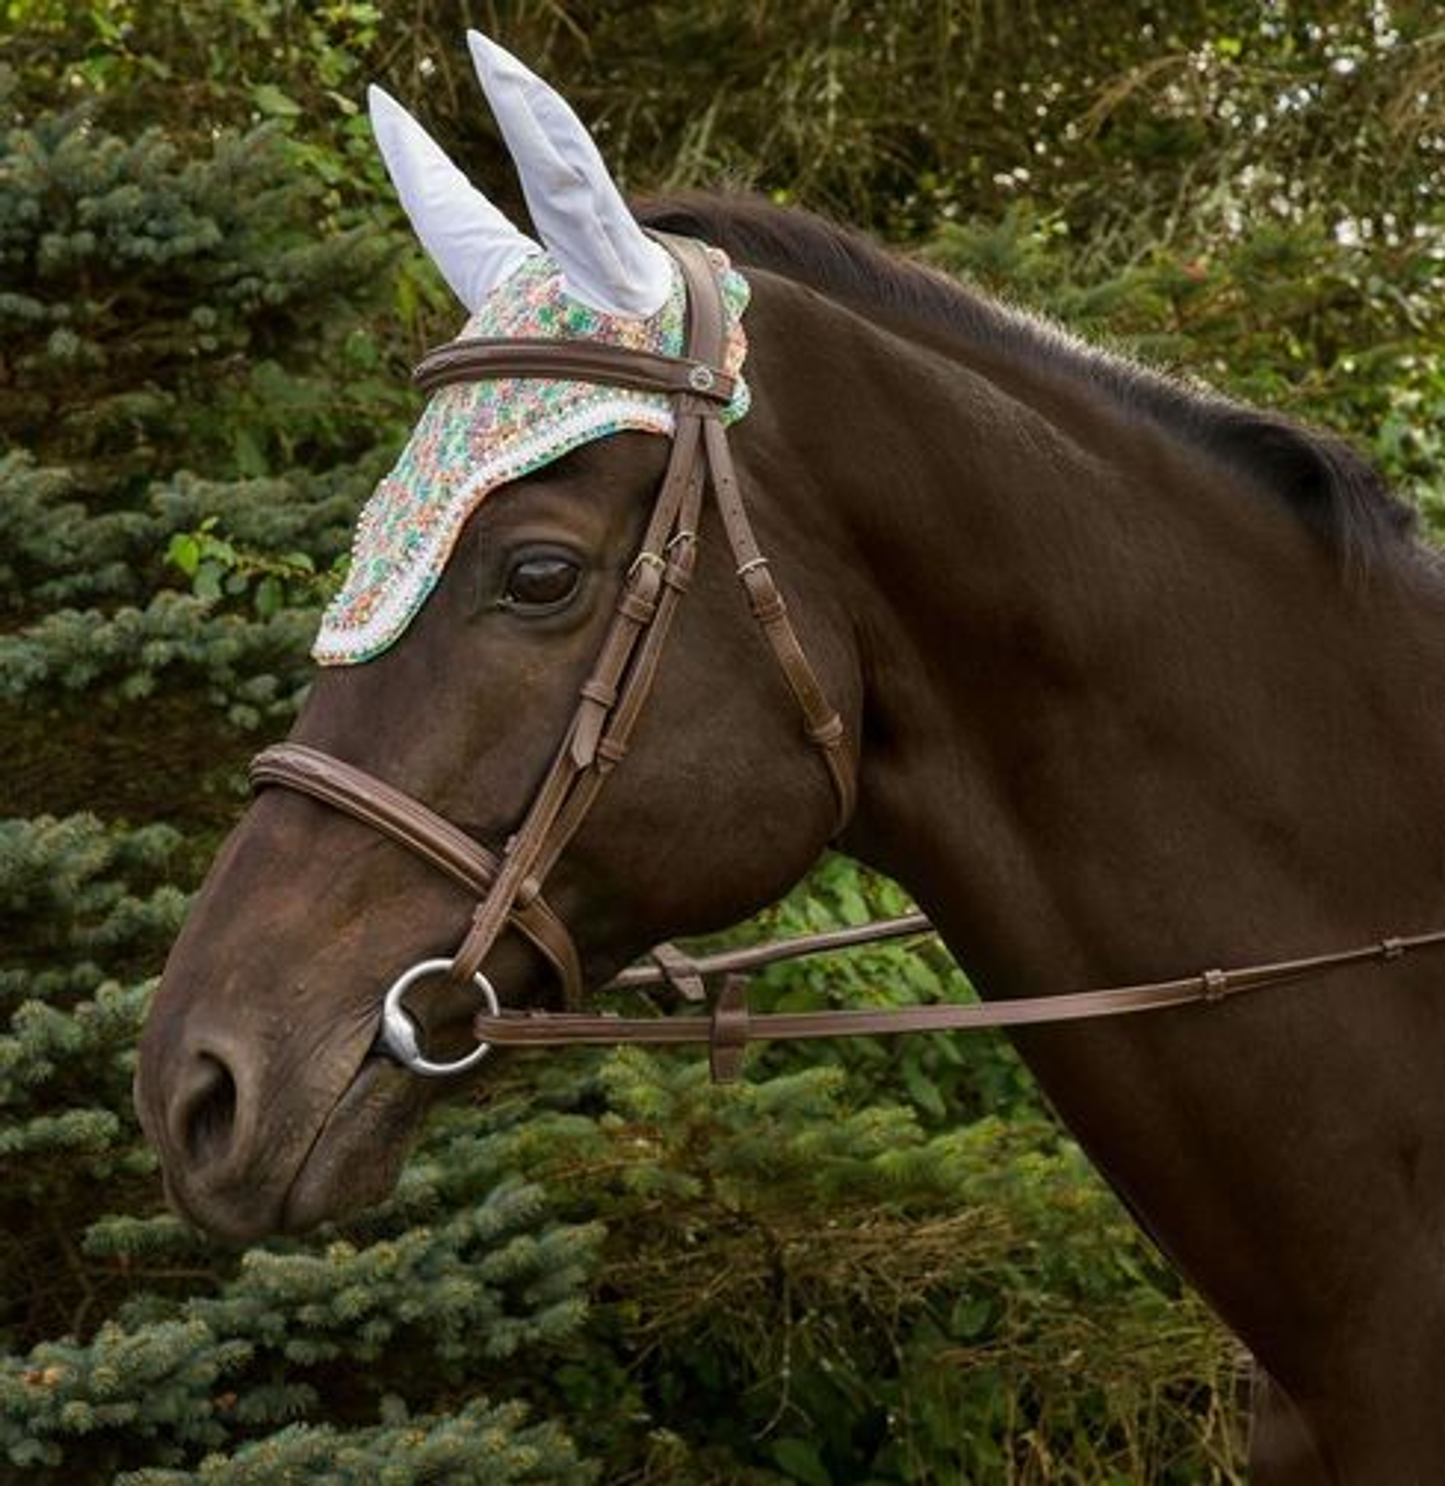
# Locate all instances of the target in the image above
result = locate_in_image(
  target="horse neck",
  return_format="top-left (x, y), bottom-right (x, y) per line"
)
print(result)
top-left (759, 278), bottom-right (1445, 993)
top-left (753, 275), bottom-right (1445, 1432)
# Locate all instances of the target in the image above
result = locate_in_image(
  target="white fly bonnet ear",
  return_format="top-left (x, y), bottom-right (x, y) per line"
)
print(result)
top-left (313, 34), bottom-right (751, 666)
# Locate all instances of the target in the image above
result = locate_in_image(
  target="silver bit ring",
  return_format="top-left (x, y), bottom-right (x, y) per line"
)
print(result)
top-left (379, 958), bottom-right (500, 1077)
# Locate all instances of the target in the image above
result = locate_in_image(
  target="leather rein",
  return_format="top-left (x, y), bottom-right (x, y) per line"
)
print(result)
top-left (249, 233), bottom-right (1445, 1083)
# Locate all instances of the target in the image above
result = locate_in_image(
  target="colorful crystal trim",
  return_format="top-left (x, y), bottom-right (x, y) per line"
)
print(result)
top-left (313, 248), bottom-right (751, 665)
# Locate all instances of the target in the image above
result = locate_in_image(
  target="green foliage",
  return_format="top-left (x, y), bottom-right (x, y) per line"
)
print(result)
top-left (118, 1397), bottom-right (594, 1486)
top-left (923, 205), bottom-right (1445, 526)
top-left (0, 813), bottom-right (185, 978)
top-left (166, 516), bottom-right (343, 620)
top-left (2, 1094), bottom-right (603, 1479)
top-left (0, 88), bottom-right (404, 771)
top-left (8, 3), bottom-right (1442, 253)
top-left (0, 454), bottom-right (371, 622)
top-left (0, 814), bottom-right (182, 1241)
top-left (0, 90), bottom-right (406, 475)
top-left (0, 593), bottom-right (315, 726)
top-left (408, 1052), bottom-right (1242, 1483)
top-left (2, 1319), bottom-right (251, 1470)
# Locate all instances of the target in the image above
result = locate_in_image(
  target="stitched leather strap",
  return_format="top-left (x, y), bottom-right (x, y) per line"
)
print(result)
top-left (435, 234), bottom-right (854, 991)
top-left (605, 913), bottom-right (933, 990)
top-left (702, 412), bottom-right (857, 830)
top-left (249, 743), bottom-right (584, 1004)
top-left (661, 238), bottom-right (856, 832)
top-left (414, 336), bottom-right (737, 403)
top-left (477, 927), bottom-right (1445, 1081)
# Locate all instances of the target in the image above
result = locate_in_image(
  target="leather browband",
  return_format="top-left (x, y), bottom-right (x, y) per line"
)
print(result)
top-left (414, 336), bottom-right (739, 403)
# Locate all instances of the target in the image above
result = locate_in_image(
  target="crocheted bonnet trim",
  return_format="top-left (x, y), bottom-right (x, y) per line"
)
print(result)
top-left (312, 247), bottom-right (750, 665)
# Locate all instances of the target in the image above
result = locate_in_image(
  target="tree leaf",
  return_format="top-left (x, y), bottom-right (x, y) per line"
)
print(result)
top-left (251, 84), bottom-right (301, 118)
top-left (165, 533), bottom-right (200, 578)
top-left (770, 1437), bottom-right (831, 1486)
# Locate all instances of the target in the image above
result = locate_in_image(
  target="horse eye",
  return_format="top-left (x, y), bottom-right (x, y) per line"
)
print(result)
top-left (502, 554), bottom-right (582, 611)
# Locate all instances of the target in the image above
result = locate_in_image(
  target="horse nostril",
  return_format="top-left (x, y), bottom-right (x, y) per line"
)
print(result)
top-left (179, 1053), bottom-right (238, 1168)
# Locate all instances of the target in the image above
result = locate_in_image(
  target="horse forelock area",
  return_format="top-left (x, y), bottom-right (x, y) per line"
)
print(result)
top-left (638, 193), bottom-right (1418, 574)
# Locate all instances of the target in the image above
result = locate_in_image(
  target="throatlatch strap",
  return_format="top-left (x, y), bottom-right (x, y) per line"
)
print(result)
top-left (662, 234), bottom-right (856, 833)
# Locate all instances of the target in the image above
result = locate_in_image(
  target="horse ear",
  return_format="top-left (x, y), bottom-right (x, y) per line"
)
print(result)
top-left (466, 30), bottom-right (673, 317)
top-left (367, 84), bottom-right (540, 312)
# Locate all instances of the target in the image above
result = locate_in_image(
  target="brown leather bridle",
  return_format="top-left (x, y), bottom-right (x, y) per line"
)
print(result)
top-left (250, 232), bottom-right (855, 1076)
top-left (250, 233), bottom-right (1445, 1083)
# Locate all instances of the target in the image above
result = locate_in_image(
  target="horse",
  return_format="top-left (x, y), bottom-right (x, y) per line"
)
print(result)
top-left (135, 33), bottom-right (1445, 1484)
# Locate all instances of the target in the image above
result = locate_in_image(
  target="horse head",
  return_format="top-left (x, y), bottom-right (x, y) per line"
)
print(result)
top-left (135, 35), bottom-right (861, 1243)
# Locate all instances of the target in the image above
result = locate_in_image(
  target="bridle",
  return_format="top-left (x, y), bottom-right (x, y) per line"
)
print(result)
top-left (250, 232), bottom-right (855, 1076)
top-left (250, 233), bottom-right (1445, 1084)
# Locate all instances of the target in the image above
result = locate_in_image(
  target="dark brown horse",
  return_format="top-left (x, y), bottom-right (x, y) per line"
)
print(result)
top-left (136, 86), bottom-right (1445, 1486)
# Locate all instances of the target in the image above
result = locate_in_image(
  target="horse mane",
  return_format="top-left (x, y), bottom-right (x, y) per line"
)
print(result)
top-left (638, 193), bottom-right (1417, 572)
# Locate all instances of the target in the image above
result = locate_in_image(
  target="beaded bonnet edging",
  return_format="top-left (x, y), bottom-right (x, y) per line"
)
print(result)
top-left (313, 248), bottom-right (751, 665)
